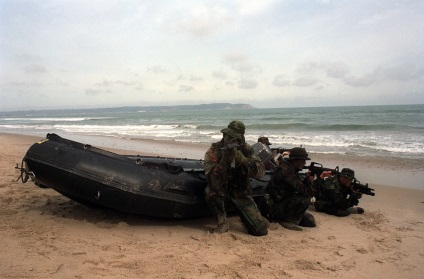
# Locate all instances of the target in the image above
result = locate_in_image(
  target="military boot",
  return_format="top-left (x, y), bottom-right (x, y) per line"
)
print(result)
top-left (348, 207), bottom-right (365, 214)
top-left (298, 212), bottom-right (316, 227)
top-left (213, 215), bottom-right (229, 234)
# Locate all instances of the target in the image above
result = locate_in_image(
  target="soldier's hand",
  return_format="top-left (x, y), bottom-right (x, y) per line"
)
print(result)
top-left (234, 150), bottom-right (249, 166)
top-left (221, 148), bottom-right (236, 164)
top-left (350, 192), bottom-right (362, 200)
top-left (307, 173), bottom-right (316, 183)
top-left (319, 171), bottom-right (333, 179)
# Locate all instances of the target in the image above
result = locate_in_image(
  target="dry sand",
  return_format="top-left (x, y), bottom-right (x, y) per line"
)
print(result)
top-left (1, 133), bottom-right (423, 279)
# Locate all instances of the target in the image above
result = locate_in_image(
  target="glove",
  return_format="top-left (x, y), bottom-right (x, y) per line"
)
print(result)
top-left (350, 192), bottom-right (362, 200)
top-left (234, 150), bottom-right (249, 166)
top-left (349, 192), bottom-right (362, 207)
top-left (219, 148), bottom-right (236, 168)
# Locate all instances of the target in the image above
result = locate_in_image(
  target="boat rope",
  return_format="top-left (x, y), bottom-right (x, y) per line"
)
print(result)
top-left (15, 160), bottom-right (35, 183)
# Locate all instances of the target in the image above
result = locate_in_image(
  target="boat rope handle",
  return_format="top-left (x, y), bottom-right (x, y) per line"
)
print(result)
top-left (15, 160), bottom-right (35, 183)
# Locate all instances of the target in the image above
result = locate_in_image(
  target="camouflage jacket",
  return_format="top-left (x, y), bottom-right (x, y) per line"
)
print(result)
top-left (204, 139), bottom-right (265, 192)
top-left (314, 176), bottom-right (353, 210)
top-left (266, 159), bottom-right (318, 200)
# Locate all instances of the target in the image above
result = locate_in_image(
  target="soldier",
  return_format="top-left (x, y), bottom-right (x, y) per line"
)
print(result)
top-left (313, 168), bottom-right (364, 216)
top-left (258, 137), bottom-right (272, 146)
top-left (257, 136), bottom-right (288, 168)
top-left (204, 120), bottom-right (269, 236)
top-left (263, 147), bottom-right (318, 231)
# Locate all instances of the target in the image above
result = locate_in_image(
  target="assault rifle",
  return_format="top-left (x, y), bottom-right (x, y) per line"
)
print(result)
top-left (351, 179), bottom-right (375, 196)
top-left (220, 142), bottom-right (243, 150)
top-left (303, 162), bottom-right (340, 176)
top-left (271, 147), bottom-right (289, 154)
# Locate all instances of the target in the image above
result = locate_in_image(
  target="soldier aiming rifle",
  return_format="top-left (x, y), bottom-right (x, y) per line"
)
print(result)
top-left (313, 168), bottom-right (372, 217)
top-left (351, 179), bottom-right (375, 196)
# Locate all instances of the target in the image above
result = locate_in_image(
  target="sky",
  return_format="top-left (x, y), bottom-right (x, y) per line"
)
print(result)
top-left (0, 0), bottom-right (423, 111)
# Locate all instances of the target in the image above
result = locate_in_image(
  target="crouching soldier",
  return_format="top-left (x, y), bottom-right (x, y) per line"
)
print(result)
top-left (313, 168), bottom-right (364, 216)
top-left (204, 120), bottom-right (269, 236)
top-left (263, 147), bottom-right (318, 231)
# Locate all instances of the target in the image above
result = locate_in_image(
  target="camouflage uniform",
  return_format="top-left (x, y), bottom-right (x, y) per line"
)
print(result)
top-left (264, 147), bottom-right (318, 230)
top-left (314, 168), bottom-right (362, 217)
top-left (204, 121), bottom-right (269, 236)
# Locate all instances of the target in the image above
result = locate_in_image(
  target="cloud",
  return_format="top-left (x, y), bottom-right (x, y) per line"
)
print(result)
top-left (190, 75), bottom-right (203, 82)
top-left (381, 64), bottom-right (423, 81)
top-left (55, 79), bottom-right (69, 86)
top-left (179, 3), bottom-right (231, 37)
top-left (296, 61), bottom-right (350, 79)
top-left (1, 1), bottom-right (423, 110)
top-left (85, 89), bottom-right (112, 95)
top-left (342, 64), bottom-right (423, 87)
top-left (359, 9), bottom-right (400, 25)
top-left (4, 81), bottom-right (43, 87)
top-left (222, 52), bottom-right (248, 65)
top-left (146, 65), bottom-right (168, 73)
top-left (94, 80), bottom-right (138, 87)
top-left (238, 78), bottom-right (258, 89)
top-left (212, 70), bottom-right (228, 79)
top-left (342, 68), bottom-right (381, 87)
top-left (236, 0), bottom-right (277, 16)
top-left (325, 63), bottom-right (350, 79)
top-left (23, 64), bottom-right (47, 73)
top-left (272, 75), bottom-right (291, 87)
top-left (179, 85), bottom-right (195, 92)
top-left (222, 51), bottom-right (257, 74)
top-left (292, 77), bottom-right (319, 87)
top-left (272, 60), bottom-right (424, 91)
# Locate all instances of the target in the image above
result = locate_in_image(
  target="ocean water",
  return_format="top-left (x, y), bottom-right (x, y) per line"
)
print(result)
top-left (1, 104), bottom-right (423, 160)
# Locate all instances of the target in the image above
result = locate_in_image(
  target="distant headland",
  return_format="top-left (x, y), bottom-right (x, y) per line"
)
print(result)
top-left (141, 103), bottom-right (255, 111)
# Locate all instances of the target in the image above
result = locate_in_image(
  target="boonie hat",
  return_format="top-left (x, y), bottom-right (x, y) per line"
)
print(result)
top-left (258, 137), bottom-right (272, 145)
top-left (221, 120), bottom-right (245, 142)
top-left (286, 147), bottom-right (311, 160)
top-left (340, 168), bottom-right (355, 179)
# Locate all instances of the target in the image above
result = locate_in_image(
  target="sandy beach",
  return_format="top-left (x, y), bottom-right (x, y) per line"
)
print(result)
top-left (1, 133), bottom-right (423, 279)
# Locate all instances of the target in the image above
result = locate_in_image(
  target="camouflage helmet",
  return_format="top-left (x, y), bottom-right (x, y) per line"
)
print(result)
top-left (221, 120), bottom-right (245, 141)
top-left (258, 137), bottom-right (272, 145)
top-left (340, 168), bottom-right (355, 179)
top-left (286, 147), bottom-right (311, 160)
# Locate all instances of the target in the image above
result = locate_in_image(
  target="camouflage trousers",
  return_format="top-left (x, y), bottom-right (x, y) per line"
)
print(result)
top-left (314, 201), bottom-right (351, 217)
top-left (205, 186), bottom-right (269, 236)
top-left (269, 194), bottom-right (311, 224)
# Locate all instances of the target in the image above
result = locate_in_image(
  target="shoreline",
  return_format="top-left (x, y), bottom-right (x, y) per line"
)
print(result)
top-left (2, 132), bottom-right (423, 190)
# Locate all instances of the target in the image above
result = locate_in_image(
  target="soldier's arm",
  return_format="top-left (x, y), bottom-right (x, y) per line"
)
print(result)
top-left (281, 167), bottom-right (315, 196)
top-left (328, 188), bottom-right (350, 210)
top-left (204, 147), bottom-right (226, 183)
top-left (235, 144), bottom-right (265, 179)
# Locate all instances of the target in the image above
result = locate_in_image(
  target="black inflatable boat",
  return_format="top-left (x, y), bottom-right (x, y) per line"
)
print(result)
top-left (17, 133), bottom-right (270, 219)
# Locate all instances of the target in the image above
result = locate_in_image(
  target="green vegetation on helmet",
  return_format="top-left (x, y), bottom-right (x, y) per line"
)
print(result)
top-left (221, 120), bottom-right (246, 142)
top-left (340, 168), bottom-right (355, 179)
top-left (286, 147), bottom-right (311, 160)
